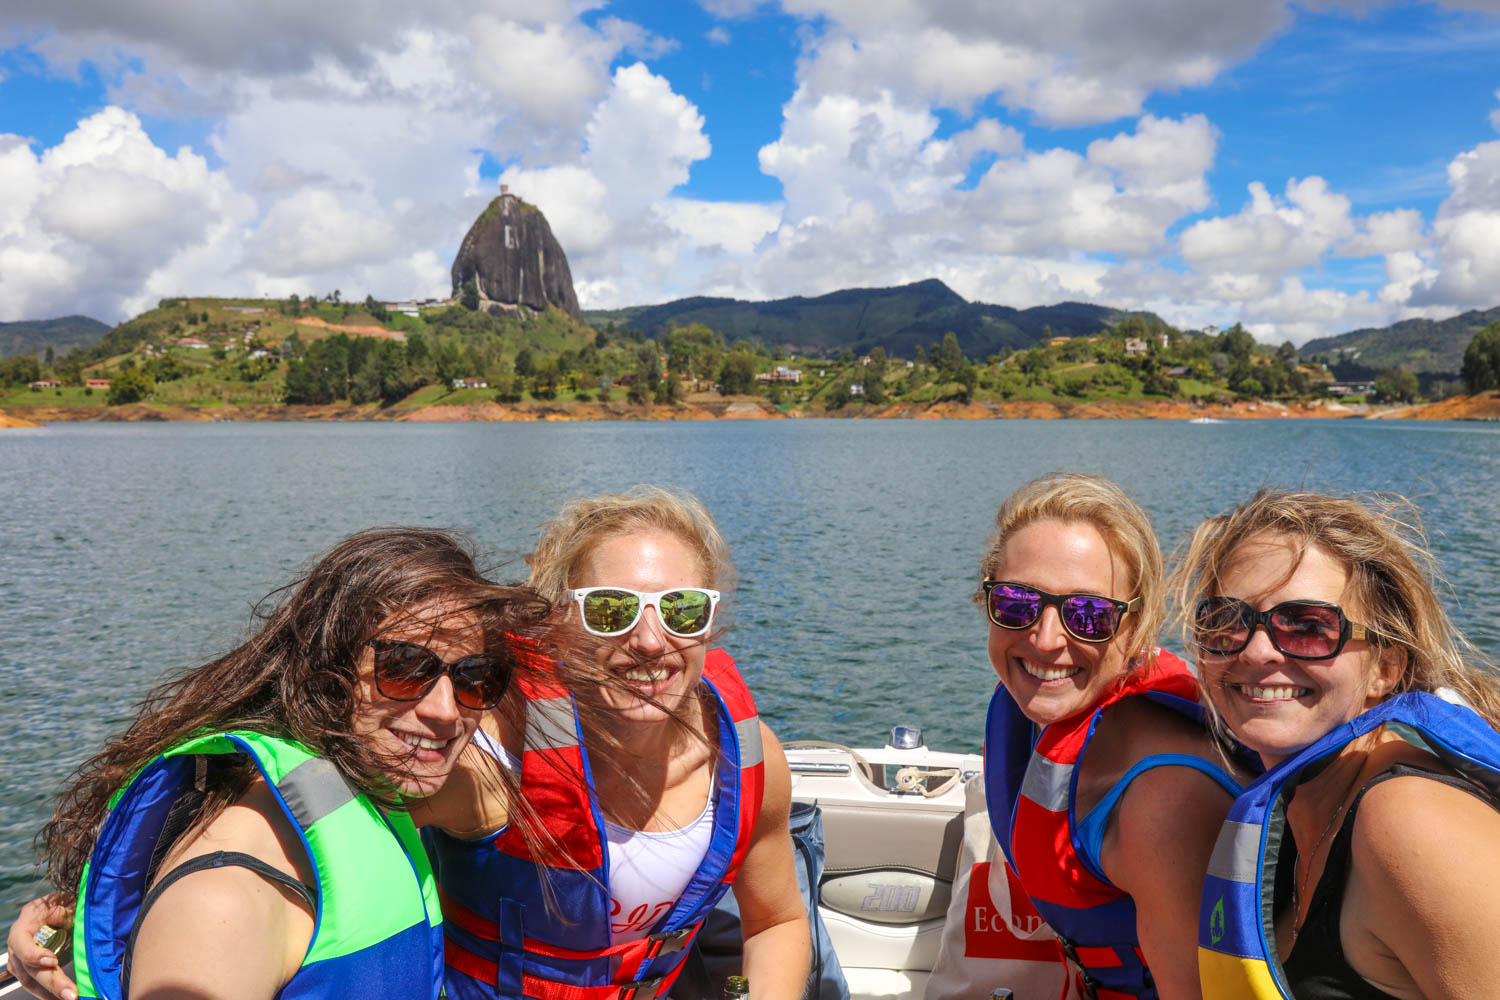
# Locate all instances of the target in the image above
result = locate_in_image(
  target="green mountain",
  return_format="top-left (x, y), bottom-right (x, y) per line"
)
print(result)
top-left (0, 315), bottom-right (111, 359)
top-left (585, 279), bottom-right (1158, 358)
top-left (1298, 306), bottom-right (1500, 375)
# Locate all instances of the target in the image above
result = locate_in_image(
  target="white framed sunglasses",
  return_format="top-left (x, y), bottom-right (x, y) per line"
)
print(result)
top-left (566, 587), bottom-right (721, 638)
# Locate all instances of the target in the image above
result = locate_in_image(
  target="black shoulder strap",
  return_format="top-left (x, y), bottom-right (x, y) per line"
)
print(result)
top-left (123, 850), bottom-right (317, 995)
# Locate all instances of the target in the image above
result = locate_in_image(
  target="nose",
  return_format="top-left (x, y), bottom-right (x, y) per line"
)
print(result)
top-left (1032, 605), bottom-right (1069, 651)
top-left (1239, 623), bottom-right (1284, 663)
top-left (416, 673), bottom-right (463, 724)
top-left (626, 604), bottom-right (670, 654)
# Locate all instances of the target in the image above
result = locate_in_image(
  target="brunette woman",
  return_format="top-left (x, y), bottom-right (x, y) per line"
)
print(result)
top-left (7, 527), bottom-right (577, 1000)
top-left (1181, 489), bottom-right (1500, 999)
top-left (979, 473), bottom-right (1246, 999)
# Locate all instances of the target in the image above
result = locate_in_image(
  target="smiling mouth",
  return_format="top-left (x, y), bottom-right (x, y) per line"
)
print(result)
top-left (1019, 658), bottom-right (1082, 683)
top-left (622, 664), bottom-right (675, 686)
top-left (1232, 683), bottom-right (1310, 702)
top-left (394, 731), bottom-right (452, 752)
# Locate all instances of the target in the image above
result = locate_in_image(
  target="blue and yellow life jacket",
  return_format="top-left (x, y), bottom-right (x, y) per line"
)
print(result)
top-left (73, 730), bottom-right (446, 1000)
top-left (1198, 691), bottom-right (1500, 998)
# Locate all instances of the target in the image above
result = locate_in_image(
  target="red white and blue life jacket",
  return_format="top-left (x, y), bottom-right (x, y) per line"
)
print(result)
top-left (1197, 691), bottom-right (1500, 999)
top-left (427, 649), bottom-right (765, 1000)
top-left (985, 650), bottom-right (1243, 1000)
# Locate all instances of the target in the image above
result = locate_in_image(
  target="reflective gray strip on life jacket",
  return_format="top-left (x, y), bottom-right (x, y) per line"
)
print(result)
top-left (1207, 820), bottom-right (1262, 885)
top-left (277, 756), bottom-right (358, 828)
top-left (1021, 754), bottom-right (1073, 812)
top-left (527, 697), bottom-right (580, 751)
top-left (735, 716), bottom-right (763, 768)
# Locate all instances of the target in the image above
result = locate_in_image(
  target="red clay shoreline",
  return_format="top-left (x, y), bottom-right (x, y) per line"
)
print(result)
top-left (4, 391), bottom-right (1499, 426)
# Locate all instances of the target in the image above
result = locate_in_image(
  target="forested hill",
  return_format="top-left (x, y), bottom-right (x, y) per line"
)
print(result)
top-left (1298, 305), bottom-right (1500, 375)
top-left (0, 315), bottom-right (110, 359)
top-left (585, 279), bottom-right (1159, 359)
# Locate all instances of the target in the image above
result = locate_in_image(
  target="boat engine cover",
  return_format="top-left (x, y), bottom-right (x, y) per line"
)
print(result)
top-left (821, 870), bottom-right (952, 925)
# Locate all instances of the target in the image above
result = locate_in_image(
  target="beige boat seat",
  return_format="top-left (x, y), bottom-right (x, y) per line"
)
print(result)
top-left (786, 741), bottom-right (980, 1000)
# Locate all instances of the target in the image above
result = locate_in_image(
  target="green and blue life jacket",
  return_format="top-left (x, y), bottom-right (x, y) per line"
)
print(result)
top-left (1197, 691), bottom-right (1500, 998)
top-left (73, 730), bottom-right (446, 1000)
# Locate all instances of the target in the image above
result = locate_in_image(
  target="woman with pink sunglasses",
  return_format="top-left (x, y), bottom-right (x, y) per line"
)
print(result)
top-left (979, 473), bottom-right (1246, 999)
top-left (1184, 489), bottom-right (1500, 1000)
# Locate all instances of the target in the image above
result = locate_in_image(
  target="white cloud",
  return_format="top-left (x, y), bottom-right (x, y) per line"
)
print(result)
top-left (1233, 278), bottom-right (1398, 346)
top-left (775, 0), bottom-right (1289, 126)
top-left (706, 26), bottom-right (732, 45)
top-left (1180, 177), bottom-right (1356, 279)
top-left (494, 63), bottom-right (781, 308)
top-left (751, 99), bottom-right (1217, 304)
top-left (0, 108), bottom-right (255, 322)
top-left (1491, 88), bottom-right (1500, 132)
top-left (1339, 208), bottom-right (1426, 257)
top-left (1409, 139), bottom-right (1500, 309)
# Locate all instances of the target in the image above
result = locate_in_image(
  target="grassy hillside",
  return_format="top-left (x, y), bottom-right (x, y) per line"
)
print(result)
top-left (2, 295), bottom-right (607, 411)
top-left (1299, 305), bottom-right (1500, 374)
top-left (0, 315), bottom-right (110, 359)
top-left (584, 279), bottom-right (1157, 359)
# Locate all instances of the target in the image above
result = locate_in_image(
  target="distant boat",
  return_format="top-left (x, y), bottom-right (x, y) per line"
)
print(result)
top-left (1188, 416), bottom-right (1224, 424)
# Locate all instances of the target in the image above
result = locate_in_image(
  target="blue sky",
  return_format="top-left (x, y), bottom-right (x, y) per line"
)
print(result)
top-left (1, 0), bottom-right (1499, 343)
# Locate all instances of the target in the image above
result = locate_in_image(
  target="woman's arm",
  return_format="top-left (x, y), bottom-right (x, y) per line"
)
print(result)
top-left (6, 894), bottom-right (78, 1000)
top-left (125, 782), bottom-right (316, 1000)
top-left (1102, 764), bottom-right (1235, 1000)
top-left (127, 865), bottom-right (308, 1000)
top-left (1346, 775), bottom-right (1500, 999)
top-left (730, 725), bottom-right (812, 1000)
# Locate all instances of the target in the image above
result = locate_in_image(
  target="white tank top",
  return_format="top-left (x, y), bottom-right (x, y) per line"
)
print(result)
top-left (471, 729), bottom-right (716, 945)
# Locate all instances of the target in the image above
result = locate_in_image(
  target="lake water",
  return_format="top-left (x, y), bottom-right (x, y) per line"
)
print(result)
top-left (3, 417), bottom-right (1498, 908)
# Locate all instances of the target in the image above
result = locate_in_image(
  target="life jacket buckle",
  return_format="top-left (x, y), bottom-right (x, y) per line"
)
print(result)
top-left (619, 974), bottom-right (667, 1000)
top-left (647, 926), bottom-right (694, 955)
top-left (1055, 937), bottom-right (1100, 1000)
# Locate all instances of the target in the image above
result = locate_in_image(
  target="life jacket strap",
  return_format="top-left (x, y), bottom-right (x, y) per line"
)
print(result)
top-left (504, 972), bottom-right (670, 1000)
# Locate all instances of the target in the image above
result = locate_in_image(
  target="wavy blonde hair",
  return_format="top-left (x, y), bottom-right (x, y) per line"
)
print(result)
top-left (1170, 488), bottom-right (1500, 728)
top-left (975, 472), bottom-right (1166, 673)
top-left (526, 484), bottom-right (734, 600)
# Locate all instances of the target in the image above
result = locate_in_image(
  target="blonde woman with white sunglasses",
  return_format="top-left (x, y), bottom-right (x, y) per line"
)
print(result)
top-left (416, 485), bottom-right (810, 1000)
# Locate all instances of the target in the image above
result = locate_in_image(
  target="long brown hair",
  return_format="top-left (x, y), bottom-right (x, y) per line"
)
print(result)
top-left (1171, 488), bottom-right (1500, 730)
top-left (40, 526), bottom-right (580, 900)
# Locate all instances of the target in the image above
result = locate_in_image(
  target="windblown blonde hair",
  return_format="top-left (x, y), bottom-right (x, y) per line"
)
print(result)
top-left (526, 485), bottom-right (735, 599)
top-left (974, 472), bottom-right (1166, 673)
top-left (1170, 488), bottom-right (1500, 728)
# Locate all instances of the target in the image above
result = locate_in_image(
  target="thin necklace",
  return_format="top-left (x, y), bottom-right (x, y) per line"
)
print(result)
top-left (1288, 794), bottom-right (1355, 944)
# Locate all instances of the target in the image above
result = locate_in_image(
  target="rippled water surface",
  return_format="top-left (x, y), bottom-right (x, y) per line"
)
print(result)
top-left (3, 418), bottom-right (1498, 906)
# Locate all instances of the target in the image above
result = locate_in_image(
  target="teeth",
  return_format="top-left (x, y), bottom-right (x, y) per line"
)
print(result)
top-left (625, 667), bottom-right (671, 684)
top-left (398, 733), bottom-right (447, 751)
top-left (1020, 659), bottom-right (1080, 682)
top-left (1238, 684), bottom-right (1309, 701)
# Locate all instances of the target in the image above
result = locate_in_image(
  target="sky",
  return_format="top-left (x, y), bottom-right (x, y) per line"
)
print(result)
top-left (2, 2), bottom-right (1499, 345)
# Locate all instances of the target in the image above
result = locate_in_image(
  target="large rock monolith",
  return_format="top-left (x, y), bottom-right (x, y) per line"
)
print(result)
top-left (451, 192), bottom-right (580, 318)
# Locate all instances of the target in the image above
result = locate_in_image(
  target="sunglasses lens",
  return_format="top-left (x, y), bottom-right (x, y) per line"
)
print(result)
top-left (449, 655), bottom-right (511, 709)
top-left (1061, 596), bottom-right (1121, 641)
top-left (658, 590), bottom-right (714, 636)
top-left (580, 589), bottom-right (642, 635)
top-left (1194, 598), bottom-right (1250, 653)
top-left (372, 641), bottom-right (443, 700)
top-left (1271, 603), bottom-right (1344, 658)
top-left (989, 584), bottom-right (1042, 629)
